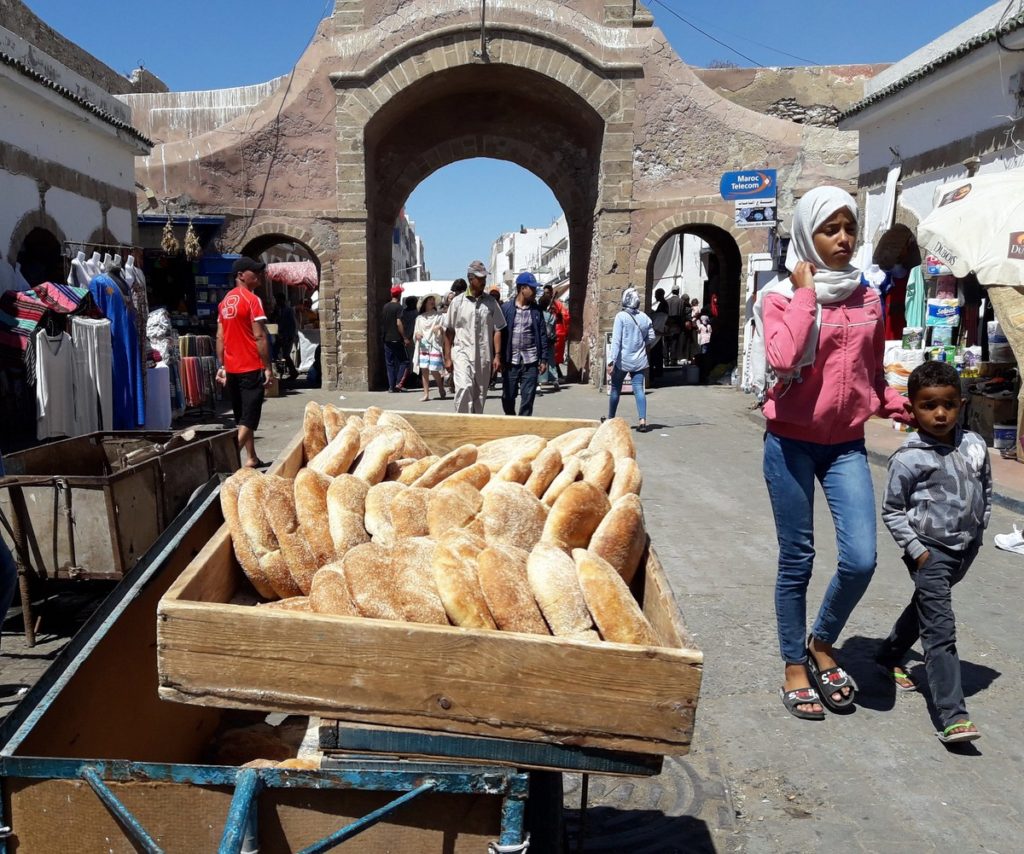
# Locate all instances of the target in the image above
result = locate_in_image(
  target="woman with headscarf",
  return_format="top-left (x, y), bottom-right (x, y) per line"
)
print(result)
top-left (755, 186), bottom-right (910, 721)
top-left (606, 287), bottom-right (655, 432)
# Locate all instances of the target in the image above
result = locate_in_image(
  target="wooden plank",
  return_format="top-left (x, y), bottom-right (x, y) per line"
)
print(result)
top-left (641, 546), bottom-right (695, 650)
top-left (341, 408), bottom-right (598, 454)
top-left (157, 580), bottom-right (702, 755)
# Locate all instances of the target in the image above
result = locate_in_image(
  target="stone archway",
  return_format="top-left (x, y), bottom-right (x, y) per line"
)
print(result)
top-left (8, 210), bottom-right (66, 268)
top-left (9, 212), bottom-right (67, 287)
top-left (638, 211), bottom-right (757, 368)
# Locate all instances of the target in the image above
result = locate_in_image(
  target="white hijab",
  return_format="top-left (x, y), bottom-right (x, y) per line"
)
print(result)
top-left (744, 186), bottom-right (863, 399)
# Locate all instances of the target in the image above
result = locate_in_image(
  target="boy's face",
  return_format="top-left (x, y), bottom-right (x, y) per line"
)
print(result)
top-left (908, 384), bottom-right (962, 441)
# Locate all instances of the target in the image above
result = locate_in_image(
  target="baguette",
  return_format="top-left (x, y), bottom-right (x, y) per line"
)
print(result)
top-left (541, 457), bottom-right (582, 507)
top-left (589, 493), bottom-right (646, 584)
top-left (524, 446), bottom-right (563, 498)
top-left (527, 542), bottom-right (593, 636)
top-left (541, 481), bottom-right (610, 550)
top-left (326, 474), bottom-right (370, 555)
top-left (432, 528), bottom-right (494, 628)
top-left (412, 444), bottom-right (478, 488)
top-left (221, 468), bottom-right (278, 599)
top-left (608, 456), bottom-right (643, 501)
top-left (294, 468), bottom-right (336, 567)
top-left (308, 561), bottom-right (358, 616)
top-left (573, 549), bottom-right (658, 645)
top-left (481, 482), bottom-right (548, 552)
top-left (302, 402), bottom-right (328, 462)
top-left (309, 423), bottom-right (360, 477)
top-left (478, 545), bottom-right (549, 634)
top-left (588, 416), bottom-right (635, 462)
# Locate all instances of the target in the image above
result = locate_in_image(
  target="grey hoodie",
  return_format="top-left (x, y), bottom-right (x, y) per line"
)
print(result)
top-left (882, 427), bottom-right (992, 560)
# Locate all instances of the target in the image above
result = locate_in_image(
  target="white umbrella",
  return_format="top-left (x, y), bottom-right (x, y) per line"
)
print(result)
top-left (917, 168), bottom-right (1024, 286)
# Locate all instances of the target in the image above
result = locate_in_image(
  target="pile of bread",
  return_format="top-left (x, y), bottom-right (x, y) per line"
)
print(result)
top-left (220, 403), bottom-right (659, 646)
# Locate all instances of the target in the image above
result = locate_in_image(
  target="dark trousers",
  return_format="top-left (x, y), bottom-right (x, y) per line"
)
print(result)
top-left (501, 362), bottom-right (539, 416)
top-left (383, 339), bottom-right (410, 391)
top-left (878, 542), bottom-right (979, 727)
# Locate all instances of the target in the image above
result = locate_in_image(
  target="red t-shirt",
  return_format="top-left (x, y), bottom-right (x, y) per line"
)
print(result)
top-left (218, 287), bottom-right (267, 374)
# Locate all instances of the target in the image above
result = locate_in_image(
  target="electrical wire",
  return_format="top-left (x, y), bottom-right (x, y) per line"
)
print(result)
top-left (997, 0), bottom-right (1024, 52)
top-left (656, 2), bottom-right (822, 66)
top-left (649, 0), bottom-right (763, 67)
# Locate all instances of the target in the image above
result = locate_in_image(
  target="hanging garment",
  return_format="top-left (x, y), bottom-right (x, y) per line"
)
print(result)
top-left (36, 331), bottom-right (75, 440)
top-left (130, 277), bottom-right (149, 426)
top-left (883, 273), bottom-right (909, 340)
top-left (71, 316), bottom-right (113, 433)
top-left (0, 290), bottom-right (47, 369)
top-left (904, 265), bottom-right (927, 330)
top-left (89, 274), bottom-right (142, 429)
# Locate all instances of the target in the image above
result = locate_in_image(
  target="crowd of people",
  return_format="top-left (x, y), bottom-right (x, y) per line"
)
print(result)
top-left (380, 261), bottom-right (570, 417)
top-left (648, 285), bottom-right (713, 382)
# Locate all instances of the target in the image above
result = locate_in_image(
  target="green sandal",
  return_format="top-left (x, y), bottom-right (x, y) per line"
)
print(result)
top-left (892, 666), bottom-right (917, 694)
top-left (937, 720), bottom-right (981, 744)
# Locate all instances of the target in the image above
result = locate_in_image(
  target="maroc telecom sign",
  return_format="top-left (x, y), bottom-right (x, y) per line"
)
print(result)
top-left (720, 169), bottom-right (776, 201)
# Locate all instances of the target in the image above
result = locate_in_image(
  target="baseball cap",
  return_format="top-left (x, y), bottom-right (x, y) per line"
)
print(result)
top-left (232, 257), bottom-right (266, 275)
top-left (391, 284), bottom-right (404, 297)
top-left (514, 272), bottom-right (538, 289)
top-left (467, 260), bottom-right (488, 279)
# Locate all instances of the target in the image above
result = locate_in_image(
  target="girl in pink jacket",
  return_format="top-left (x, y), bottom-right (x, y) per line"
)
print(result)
top-left (758, 186), bottom-right (909, 721)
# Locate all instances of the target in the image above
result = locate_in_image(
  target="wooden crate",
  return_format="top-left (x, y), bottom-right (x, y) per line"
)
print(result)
top-left (157, 410), bottom-right (704, 756)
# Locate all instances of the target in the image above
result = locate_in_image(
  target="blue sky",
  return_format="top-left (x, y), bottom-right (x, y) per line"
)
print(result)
top-left (23, 0), bottom-right (998, 279)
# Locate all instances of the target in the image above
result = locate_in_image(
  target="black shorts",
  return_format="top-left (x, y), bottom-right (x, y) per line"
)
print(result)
top-left (226, 369), bottom-right (266, 430)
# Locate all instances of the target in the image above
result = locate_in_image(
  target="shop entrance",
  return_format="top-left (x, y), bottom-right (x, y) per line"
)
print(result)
top-left (16, 227), bottom-right (62, 288)
top-left (645, 224), bottom-right (743, 383)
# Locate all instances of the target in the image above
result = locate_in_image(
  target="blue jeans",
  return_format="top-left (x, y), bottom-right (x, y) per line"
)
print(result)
top-left (502, 362), bottom-right (540, 416)
top-left (763, 433), bottom-right (877, 663)
top-left (383, 339), bottom-right (410, 391)
top-left (608, 367), bottom-right (647, 421)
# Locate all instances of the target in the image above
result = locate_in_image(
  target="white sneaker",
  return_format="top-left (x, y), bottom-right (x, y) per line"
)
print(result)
top-left (994, 525), bottom-right (1024, 554)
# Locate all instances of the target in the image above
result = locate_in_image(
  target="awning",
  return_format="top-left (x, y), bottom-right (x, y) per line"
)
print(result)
top-left (267, 261), bottom-right (318, 290)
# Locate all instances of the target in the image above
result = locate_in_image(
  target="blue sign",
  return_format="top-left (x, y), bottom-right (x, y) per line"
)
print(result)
top-left (720, 169), bottom-right (777, 201)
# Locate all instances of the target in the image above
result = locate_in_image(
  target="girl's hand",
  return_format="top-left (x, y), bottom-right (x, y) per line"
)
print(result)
top-left (790, 261), bottom-right (818, 291)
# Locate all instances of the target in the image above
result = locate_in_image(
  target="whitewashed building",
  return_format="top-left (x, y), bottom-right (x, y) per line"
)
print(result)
top-left (489, 215), bottom-right (570, 300)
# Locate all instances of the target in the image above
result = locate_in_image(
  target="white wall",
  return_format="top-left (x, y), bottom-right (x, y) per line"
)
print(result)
top-left (0, 173), bottom-right (40, 260)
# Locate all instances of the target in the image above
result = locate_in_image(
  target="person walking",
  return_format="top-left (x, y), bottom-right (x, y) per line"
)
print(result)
top-left (271, 292), bottom-right (299, 382)
top-left (542, 284), bottom-right (570, 382)
top-left (877, 361), bottom-right (990, 744)
top-left (499, 272), bottom-right (550, 417)
top-left (607, 287), bottom-right (654, 432)
top-left (443, 260), bottom-right (506, 413)
top-left (753, 186), bottom-right (911, 720)
top-left (402, 294), bottom-right (420, 385)
top-left (215, 257), bottom-right (274, 468)
top-left (414, 294), bottom-right (446, 401)
top-left (537, 292), bottom-right (560, 390)
top-left (695, 312), bottom-right (712, 382)
top-left (664, 286), bottom-right (684, 365)
top-left (381, 284), bottom-right (411, 392)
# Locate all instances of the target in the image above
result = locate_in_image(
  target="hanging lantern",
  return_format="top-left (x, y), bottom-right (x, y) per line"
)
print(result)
top-left (161, 218), bottom-right (180, 256)
top-left (184, 219), bottom-right (201, 260)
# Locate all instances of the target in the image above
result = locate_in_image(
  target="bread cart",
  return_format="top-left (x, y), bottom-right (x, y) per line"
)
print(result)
top-left (0, 478), bottom-right (659, 853)
top-left (0, 429), bottom-right (239, 645)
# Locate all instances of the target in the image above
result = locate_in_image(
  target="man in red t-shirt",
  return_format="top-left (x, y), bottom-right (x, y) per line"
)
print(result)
top-left (216, 257), bottom-right (273, 467)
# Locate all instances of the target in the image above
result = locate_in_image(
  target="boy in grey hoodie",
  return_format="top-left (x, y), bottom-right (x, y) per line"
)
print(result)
top-left (878, 360), bottom-right (991, 744)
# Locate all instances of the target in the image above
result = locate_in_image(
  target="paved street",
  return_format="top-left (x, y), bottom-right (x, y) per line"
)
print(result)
top-left (4, 377), bottom-right (1023, 852)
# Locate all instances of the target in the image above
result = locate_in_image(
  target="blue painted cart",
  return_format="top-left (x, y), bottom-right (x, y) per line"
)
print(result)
top-left (0, 479), bottom-right (656, 853)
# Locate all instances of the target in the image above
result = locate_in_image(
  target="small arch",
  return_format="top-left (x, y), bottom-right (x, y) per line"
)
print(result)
top-left (8, 210), bottom-right (67, 271)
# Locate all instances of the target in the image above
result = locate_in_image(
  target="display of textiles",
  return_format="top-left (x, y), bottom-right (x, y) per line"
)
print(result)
top-left (179, 334), bottom-right (215, 357)
top-left (180, 355), bottom-right (217, 409)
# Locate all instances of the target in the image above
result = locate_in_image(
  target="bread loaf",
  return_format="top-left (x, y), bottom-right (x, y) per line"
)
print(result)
top-left (547, 427), bottom-right (597, 457)
top-left (263, 475), bottom-right (320, 594)
top-left (485, 458), bottom-right (533, 489)
top-left (353, 431), bottom-right (401, 484)
top-left (391, 538), bottom-right (449, 625)
top-left (573, 549), bottom-right (658, 645)
top-left (364, 406), bottom-right (383, 427)
top-left (481, 482), bottom-right (549, 552)
top-left (302, 402), bottom-right (328, 462)
top-left (397, 455), bottom-right (439, 485)
top-left (527, 542), bottom-right (593, 635)
top-left (294, 468), bottom-right (336, 567)
top-left (608, 457), bottom-right (643, 501)
top-left (308, 561), bottom-right (358, 616)
top-left (238, 476), bottom-right (302, 598)
top-left (541, 457), bottom-right (582, 507)
top-left (476, 434), bottom-right (546, 473)
top-left (412, 444), bottom-right (478, 488)
top-left (258, 596), bottom-right (310, 612)
top-left (309, 423), bottom-right (360, 477)
top-left (542, 481), bottom-right (610, 550)
top-left (346, 415), bottom-right (365, 431)
top-left (588, 417), bottom-right (635, 462)
top-left (432, 529), bottom-right (495, 628)
top-left (523, 446), bottom-right (563, 498)
top-left (579, 449), bottom-right (615, 492)
top-left (342, 542), bottom-right (402, 621)
top-left (222, 468), bottom-right (278, 599)
top-left (358, 424), bottom-right (405, 458)
top-left (589, 493), bottom-right (646, 584)
top-left (378, 411), bottom-right (433, 459)
top-left (437, 461), bottom-right (491, 491)
top-left (364, 481), bottom-right (406, 545)
top-left (385, 458), bottom-right (417, 482)
top-left (322, 404), bottom-right (346, 443)
top-left (326, 474), bottom-right (370, 555)
top-left (429, 480), bottom-right (484, 538)
top-left (391, 486), bottom-right (432, 539)
top-left (478, 545), bottom-right (549, 634)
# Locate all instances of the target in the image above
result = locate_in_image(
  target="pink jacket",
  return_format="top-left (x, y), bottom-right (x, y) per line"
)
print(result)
top-left (763, 286), bottom-right (909, 444)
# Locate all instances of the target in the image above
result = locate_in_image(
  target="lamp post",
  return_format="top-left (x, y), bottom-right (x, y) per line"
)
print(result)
top-left (392, 263), bottom-right (422, 284)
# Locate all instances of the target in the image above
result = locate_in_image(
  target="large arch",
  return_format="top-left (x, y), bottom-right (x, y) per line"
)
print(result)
top-left (639, 211), bottom-right (756, 370)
